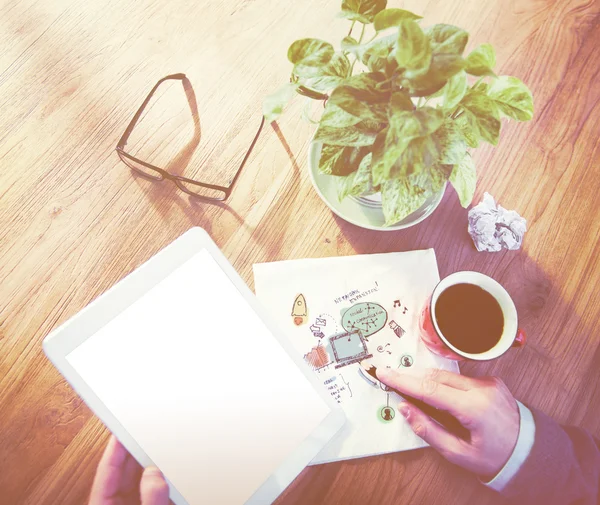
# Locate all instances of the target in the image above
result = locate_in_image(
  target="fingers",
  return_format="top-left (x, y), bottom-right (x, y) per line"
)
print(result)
top-left (140, 467), bottom-right (170, 505)
top-left (376, 368), bottom-right (471, 416)
top-left (99, 436), bottom-right (128, 471)
top-left (424, 368), bottom-right (474, 391)
top-left (89, 435), bottom-right (128, 503)
top-left (399, 402), bottom-right (464, 462)
top-left (122, 452), bottom-right (144, 494)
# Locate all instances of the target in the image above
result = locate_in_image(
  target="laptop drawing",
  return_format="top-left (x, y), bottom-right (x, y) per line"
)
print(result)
top-left (329, 330), bottom-right (373, 369)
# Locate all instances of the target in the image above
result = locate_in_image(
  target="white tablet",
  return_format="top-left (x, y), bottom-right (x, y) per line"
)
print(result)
top-left (43, 227), bottom-right (345, 505)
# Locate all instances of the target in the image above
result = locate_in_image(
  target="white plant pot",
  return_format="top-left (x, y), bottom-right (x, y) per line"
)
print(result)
top-left (308, 142), bottom-right (446, 231)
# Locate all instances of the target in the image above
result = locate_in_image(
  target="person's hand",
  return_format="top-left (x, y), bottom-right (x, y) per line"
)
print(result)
top-left (376, 368), bottom-right (520, 480)
top-left (89, 435), bottom-right (170, 505)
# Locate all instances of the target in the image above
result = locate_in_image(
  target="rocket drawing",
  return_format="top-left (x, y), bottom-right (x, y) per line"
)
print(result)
top-left (292, 294), bottom-right (308, 325)
top-left (292, 294), bottom-right (307, 316)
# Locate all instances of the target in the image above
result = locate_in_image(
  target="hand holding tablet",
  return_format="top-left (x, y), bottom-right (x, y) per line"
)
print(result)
top-left (89, 436), bottom-right (170, 505)
top-left (43, 228), bottom-right (345, 505)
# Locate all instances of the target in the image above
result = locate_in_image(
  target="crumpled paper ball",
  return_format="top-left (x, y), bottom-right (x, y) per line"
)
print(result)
top-left (468, 193), bottom-right (527, 252)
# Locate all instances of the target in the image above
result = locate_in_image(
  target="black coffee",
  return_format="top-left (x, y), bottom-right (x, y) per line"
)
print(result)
top-left (434, 283), bottom-right (504, 354)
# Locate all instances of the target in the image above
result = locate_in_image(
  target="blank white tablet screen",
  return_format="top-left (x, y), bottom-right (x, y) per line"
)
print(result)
top-left (66, 249), bottom-right (331, 505)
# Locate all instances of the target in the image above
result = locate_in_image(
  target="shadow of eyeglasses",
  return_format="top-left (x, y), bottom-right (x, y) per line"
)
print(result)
top-left (116, 73), bottom-right (264, 202)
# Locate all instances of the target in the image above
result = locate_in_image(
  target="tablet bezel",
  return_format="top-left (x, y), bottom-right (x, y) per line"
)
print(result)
top-left (43, 227), bottom-right (345, 505)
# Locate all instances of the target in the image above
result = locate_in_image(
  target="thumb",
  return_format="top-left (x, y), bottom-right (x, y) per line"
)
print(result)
top-left (399, 402), bottom-right (464, 462)
top-left (140, 467), bottom-right (170, 505)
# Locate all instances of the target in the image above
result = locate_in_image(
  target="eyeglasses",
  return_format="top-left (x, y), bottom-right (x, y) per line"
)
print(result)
top-left (116, 73), bottom-right (265, 201)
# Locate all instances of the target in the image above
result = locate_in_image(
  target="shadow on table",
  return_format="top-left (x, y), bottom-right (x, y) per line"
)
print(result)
top-left (241, 121), bottom-right (305, 257)
top-left (131, 173), bottom-right (246, 236)
top-left (336, 187), bottom-right (600, 421)
top-left (127, 111), bottom-right (308, 268)
top-left (274, 189), bottom-right (600, 505)
top-left (125, 77), bottom-right (250, 235)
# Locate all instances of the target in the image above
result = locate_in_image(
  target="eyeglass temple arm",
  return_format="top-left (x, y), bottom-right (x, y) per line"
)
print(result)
top-left (116, 73), bottom-right (187, 150)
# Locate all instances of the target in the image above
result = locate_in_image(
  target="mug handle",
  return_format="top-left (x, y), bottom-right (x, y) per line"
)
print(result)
top-left (512, 328), bottom-right (527, 348)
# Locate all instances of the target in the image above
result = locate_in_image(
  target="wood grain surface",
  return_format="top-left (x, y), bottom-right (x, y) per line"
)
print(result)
top-left (1, 0), bottom-right (599, 504)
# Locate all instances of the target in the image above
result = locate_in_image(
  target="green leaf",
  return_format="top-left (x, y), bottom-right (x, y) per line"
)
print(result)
top-left (263, 83), bottom-right (299, 122)
top-left (465, 43), bottom-right (496, 77)
top-left (314, 123), bottom-right (378, 146)
top-left (303, 52), bottom-right (351, 91)
top-left (337, 153), bottom-right (374, 200)
top-left (372, 107), bottom-right (443, 184)
top-left (472, 79), bottom-right (490, 94)
top-left (425, 24), bottom-right (469, 55)
top-left (406, 107), bottom-right (445, 135)
top-left (303, 76), bottom-right (344, 92)
top-left (408, 163), bottom-right (450, 192)
top-left (396, 19), bottom-right (432, 71)
top-left (385, 107), bottom-right (444, 145)
top-left (319, 144), bottom-right (370, 175)
top-left (341, 37), bottom-right (371, 67)
top-left (449, 153), bottom-right (476, 207)
top-left (288, 39), bottom-right (334, 69)
top-left (355, 118), bottom-right (386, 135)
top-left (341, 36), bottom-right (361, 53)
top-left (362, 53), bottom-right (385, 73)
top-left (488, 76), bottom-right (534, 121)
top-left (364, 34), bottom-right (396, 58)
top-left (389, 91), bottom-right (414, 113)
top-left (371, 128), bottom-right (398, 185)
top-left (460, 91), bottom-right (501, 145)
top-left (443, 70), bottom-right (468, 110)
top-left (329, 72), bottom-right (390, 122)
top-left (340, 0), bottom-right (387, 23)
top-left (361, 35), bottom-right (397, 72)
top-left (425, 83), bottom-right (448, 100)
top-left (319, 144), bottom-right (345, 174)
top-left (435, 121), bottom-right (467, 164)
top-left (320, 103), bottom-right (363, 128)
top-left (381, 177), bottom-right (428, 225)
top-left (339, 11), bottom-right (370, 23)
top-left (346, 71), bottom-right (388, 88)
top-left (373, 8), bottom-right (422, 31)
top-left (428, 164), bottom-right (452, 192)
top-left (378, 166), bottom-right (449, 226)
top-left (402, 54), bottom-right (466, 96)
top-left (389, 135), bottom-right (440, 178)
top-left (455, 109), bottom-right (481, 148)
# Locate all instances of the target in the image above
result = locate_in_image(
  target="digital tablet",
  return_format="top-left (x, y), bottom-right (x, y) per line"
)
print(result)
top-left (43, 227), bottom-right (345, 505)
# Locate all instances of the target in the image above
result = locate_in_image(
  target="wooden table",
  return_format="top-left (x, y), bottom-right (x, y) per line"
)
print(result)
top-left (1, 0), bottom-right (599, 503)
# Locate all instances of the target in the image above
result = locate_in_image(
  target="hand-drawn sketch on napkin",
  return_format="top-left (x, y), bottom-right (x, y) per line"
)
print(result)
top-left (253, 250), bottom-right (459, 464)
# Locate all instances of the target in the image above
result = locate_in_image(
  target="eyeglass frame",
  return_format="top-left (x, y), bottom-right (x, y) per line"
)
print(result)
top-left (116, 73), bottom-right (265, 201)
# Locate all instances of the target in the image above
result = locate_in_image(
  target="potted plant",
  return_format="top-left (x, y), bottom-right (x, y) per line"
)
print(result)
top-left (264, 1), bottom-right (534, 228)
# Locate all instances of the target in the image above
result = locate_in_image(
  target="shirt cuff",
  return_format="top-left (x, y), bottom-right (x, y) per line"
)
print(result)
top-left (482, 401), bottom-right (536, 492)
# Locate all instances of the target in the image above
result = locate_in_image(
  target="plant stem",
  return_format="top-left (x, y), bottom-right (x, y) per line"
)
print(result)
top-left (417, 97), bottom-right (424, 107)
top-left (296, 85), bottom-right (328, 101)
top-left (375, 77), bottom-right (393, 90)
top-left (365, 33), bottom-right (378, 45)
top-left (473, 76), bottom-right (485, 88)
top-left (348, 24), bottom-right (367, 76)
top-left (358, 23), bottom-right (366, 44)
top-left (451, 107), bottom-right (464, 119)
top-left (348, 20), bottom-right (356, 37)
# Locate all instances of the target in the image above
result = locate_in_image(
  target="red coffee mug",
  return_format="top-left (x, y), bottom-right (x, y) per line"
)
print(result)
top-left (419, 271), bottom-right (526, 361)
